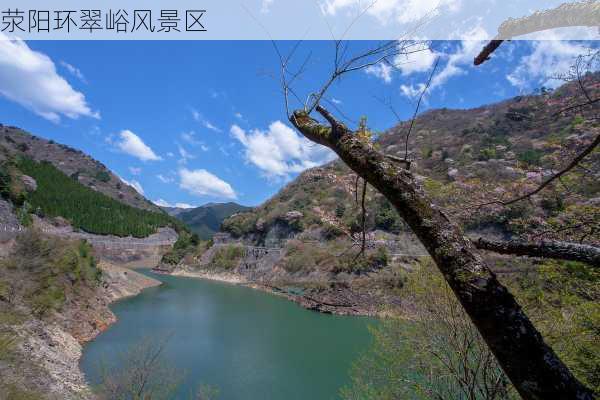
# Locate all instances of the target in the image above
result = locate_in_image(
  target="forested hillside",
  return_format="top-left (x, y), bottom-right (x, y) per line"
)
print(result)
top-left (14, 158), bottom-right (183, 237)
top-left (0, 125), bottom-right (160, 212)
top-left (168, 202), bottom-right (251, 239)
top-left (0, 134), bottom-right (184, 238)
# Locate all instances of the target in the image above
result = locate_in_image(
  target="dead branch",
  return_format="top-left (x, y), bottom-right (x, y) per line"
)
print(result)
top-left (474, 40), bottom-right (505, 66)
top-left (475, 237), bottom-right (600, 267)
top-left (474, 2), bottom-right (600, 65)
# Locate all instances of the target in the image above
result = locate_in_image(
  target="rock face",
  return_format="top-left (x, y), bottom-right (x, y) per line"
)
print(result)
top-left (284, 211), bottom-right (303, 221)
top-left (100, 262), bottom-right (162, 303)
top-left (20, 175), bottom-right (37, 192)
top-left (0, 199), bottom-right (21, 246)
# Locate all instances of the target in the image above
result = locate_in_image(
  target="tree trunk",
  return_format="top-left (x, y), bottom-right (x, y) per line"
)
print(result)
top-left (290, 107), bottom-right (595, 400)
top-left (475, 238), bottom-right (600, 267)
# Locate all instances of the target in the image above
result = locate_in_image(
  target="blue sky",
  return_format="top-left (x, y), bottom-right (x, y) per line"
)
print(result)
top-left (0, 39), bottom-right (596, 207)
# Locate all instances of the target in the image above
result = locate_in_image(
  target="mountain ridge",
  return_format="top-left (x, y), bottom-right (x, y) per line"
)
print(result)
top-left (165, 202), bottom-right (252, 240)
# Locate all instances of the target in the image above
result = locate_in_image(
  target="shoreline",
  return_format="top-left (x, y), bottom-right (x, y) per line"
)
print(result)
top-left (154, 266), bottom-right (387, 317)
top-left (166, 268), bottom-right (248, 285)
top-left (69, 263), bottom-right (163, 399)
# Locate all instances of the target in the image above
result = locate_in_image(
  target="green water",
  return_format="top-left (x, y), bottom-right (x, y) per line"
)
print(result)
top-left (80, 270), bottom-right (376, 400)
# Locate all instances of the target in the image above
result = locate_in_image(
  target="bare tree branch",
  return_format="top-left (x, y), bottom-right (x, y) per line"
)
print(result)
top-left (475, 237), bottom-right (600, 267)
top-left (403, 56), bottom-right (440, 161)
top-left (474, 40), bottom-right (504, 66)
top-left (474, 2), bottom-right (600, 65)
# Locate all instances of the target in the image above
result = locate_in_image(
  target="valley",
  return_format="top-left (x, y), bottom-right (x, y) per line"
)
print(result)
top-left (0, 73), bottom-right (598, 399)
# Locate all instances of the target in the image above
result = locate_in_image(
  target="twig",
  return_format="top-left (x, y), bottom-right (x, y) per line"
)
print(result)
top-left (403, 56), bottom-right (440, 161)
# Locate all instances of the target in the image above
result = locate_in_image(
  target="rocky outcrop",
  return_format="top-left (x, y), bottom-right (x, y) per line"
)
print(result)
top-left (99, 262), bottom-right (161, 303)
top-left (20, 175), bottom-right (37, 192)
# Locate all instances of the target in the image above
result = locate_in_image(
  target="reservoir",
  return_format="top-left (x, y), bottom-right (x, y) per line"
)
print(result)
top-left (80, 270), bottom-right (375, 399)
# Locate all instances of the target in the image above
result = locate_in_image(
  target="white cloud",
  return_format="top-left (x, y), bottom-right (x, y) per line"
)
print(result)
top-left (230, 121), bottom-right (336, 179)
top-left (153, 199), bottom-right (196, 209)
top-left (320, 0), bottom-right (460, 25)
top-left (234, 112), bottom-right (244, 119)
top-left (176, 202), bottom-right (196, 209)
top-left (398, 27), bottom-right (488, 99)
top-left (129, 166), bottom-right (142, 175)
top-left (177, 144), bottom-right (196, 164)
top-left (364, 41), bottom-right (438, 84)
top-left (157, 174), bottom-right (174, 183)
top-left (119, 177), bottom-right (144, 195)
top-left (507, 41), bottom-right (593, 91)
top-left (261, 0), bottom-right (275, 13)
top-left (429, 26), bottom-right (487, 87)
top-left (60, 61), bottom-right (87, 83)
top-left (0, 33), bottom-right (99, 123)
top-left (153, 199), bottom-right (171, 207)
top-left (365, 62), bottom-right (393, 83)
top-left (331, 98), bottom-right (342, 104)
top-left (191, 108), bottom-right (222, 132)
top-left (114, 130), bottom-right (162, 161)
top-left (179, 168), bottom-right (237, 199)
top-left (203, 120), bottom-right (221, 132)
top-left (181, 131), bottom-right (200, 145)
top-left (395, 42), bottom-right (438, 75)
top-left (181, 131), bottom-right (209, 151)
top-left (400, 83), bottom-right (426, 99)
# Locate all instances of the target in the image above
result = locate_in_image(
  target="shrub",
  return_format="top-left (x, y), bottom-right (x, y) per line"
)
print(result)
top-left (31, 285), bottom-right (65, 316)
top-left (16, 142), bottom-right (29, 152)
top-left (540, 196), bottom-right (565, 216)
top-left (517, 149), bottom-right (544, 166)
top-left (478, 147), bottom-right (497, 161)
top-left (335, 203), bottom-right (346, 218)
top-left (8, 232), bottom-right (102, 317)
top-left (342, 260), bottom-right (515, 400)
top-left (211, 245), bottom-right (244, 270)
top-left (0, 332), bottom-right (16, 362)
top-left (322, 223), bottom-right (344, 240)
top-left (342, 246), bottom-right (389, 274)
top-left (161, 232), bottom-right (203, 265)
top-left (511, 260), bottom-right (600, 392)
top-left (95, 170), bottom-right (111, 183)
top-left (0, 163), bottom-right (11, 199)
top-left (283, 241), bottom-right (316, 273)
top-left (374, 199), bottom-right (403, 233)
top-left (221, 213), bottom-right (257, 237)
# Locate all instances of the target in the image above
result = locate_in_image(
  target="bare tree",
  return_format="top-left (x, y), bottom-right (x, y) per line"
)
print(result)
top-left (273, 34), bottom-right (596, 398)
top-left (96, 336), bottom-right (182, 400)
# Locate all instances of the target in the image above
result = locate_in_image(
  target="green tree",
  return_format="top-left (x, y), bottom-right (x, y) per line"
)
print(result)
top-left (342, 260), bottom-right (516, 400)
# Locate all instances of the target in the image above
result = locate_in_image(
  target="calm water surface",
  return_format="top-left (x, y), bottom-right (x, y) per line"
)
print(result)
top-left (81, 270), bottom-right (376, 400)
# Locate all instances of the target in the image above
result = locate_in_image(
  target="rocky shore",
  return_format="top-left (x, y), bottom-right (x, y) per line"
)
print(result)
top-left (1, 263), bottom-right (161, 400)
top-left (155, 264), bottom-right (402, 317)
